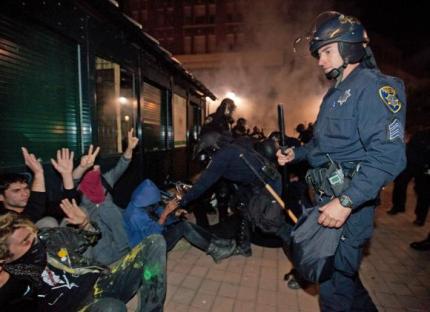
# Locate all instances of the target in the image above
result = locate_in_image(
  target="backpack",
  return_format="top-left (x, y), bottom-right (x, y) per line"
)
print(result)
top-left (289, 206), bottom-right (343, 283)
top-left (246, 189), bottom-right (284, 234)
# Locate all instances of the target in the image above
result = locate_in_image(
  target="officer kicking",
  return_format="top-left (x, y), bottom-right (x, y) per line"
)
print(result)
top-left (277, 12), bottom-right (406, 311)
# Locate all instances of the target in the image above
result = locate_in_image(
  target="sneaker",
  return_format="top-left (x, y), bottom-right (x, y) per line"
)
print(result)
top-left (287, 276), bottom-right (302, 289)
top-left (207, 240), bottom-right (237, 263)
top-left (212, 237), bottom-right (235, 248)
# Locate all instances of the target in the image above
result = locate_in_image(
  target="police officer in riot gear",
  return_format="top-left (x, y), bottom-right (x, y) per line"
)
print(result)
top-left (193, 98), bottom-right (236, 227)
top-left (182, 131), bottom-right (285, 257)
top-left (201, 98), bottom-right (236, 136)
top-left (278, 12), bottom-right (406, 311)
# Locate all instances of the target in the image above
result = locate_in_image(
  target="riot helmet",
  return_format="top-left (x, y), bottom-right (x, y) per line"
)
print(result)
top-left (308, 11), bottom-right (370, 80)
top-left (217, 98), bottom-right (236, 117)
top-left (254, 139), bottom-right (278, 164)
top-left (192, 131), bottom-right (233, 160)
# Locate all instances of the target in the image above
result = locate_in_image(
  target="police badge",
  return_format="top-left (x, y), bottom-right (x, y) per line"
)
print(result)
top-left (337, 89), bottom-right (351, 106)
top-left (379, 86), bottom-right (402, 113)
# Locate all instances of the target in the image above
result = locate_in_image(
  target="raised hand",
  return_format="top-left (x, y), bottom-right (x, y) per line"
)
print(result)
top-left (124, 128), bottom-right (139, 159)
top-left (80, 145), bottom-right (100, 170)
top-left (60, 198), bottom-right (89, 228)
top-left (21, 147), bottom-right (43, 175)
top-left (51, 148), bottom-right (74, 176)
top-left (127, 128), bottom-right (139, 150)
top-left (73, 145), bottom-right (100, 180)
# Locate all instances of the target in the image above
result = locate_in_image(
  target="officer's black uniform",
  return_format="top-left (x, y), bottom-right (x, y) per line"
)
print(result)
top-left (194, 99), bottom-right (236, 227)
top-left (200, 99), bottom-right (234, 136)
top-left (181, 140), bottom-right (283, 255)
top-left (410, 129), bottom-right (430, 225)
top-left (388, 139), bottom-right (414, 214)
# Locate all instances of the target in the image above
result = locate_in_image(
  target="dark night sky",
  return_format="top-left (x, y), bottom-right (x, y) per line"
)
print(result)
top-left (333, 0), bottom-right (429, 76)
top-left (334, 1), bottom-right (424, 44)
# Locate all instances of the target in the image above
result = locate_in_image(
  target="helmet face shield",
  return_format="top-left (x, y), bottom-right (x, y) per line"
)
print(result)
top-left (293, 11), bottom-right (341, 56)
top-left (308, 11), bottom-right (368, 59)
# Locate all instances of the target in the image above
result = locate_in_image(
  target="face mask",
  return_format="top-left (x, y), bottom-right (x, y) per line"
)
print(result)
top-left (5, 238), bottom-right (47, 287)
top-left (79, 170), bottom-right (106, 204)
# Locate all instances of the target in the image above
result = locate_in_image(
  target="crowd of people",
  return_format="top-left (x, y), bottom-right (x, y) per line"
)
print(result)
top-left (1, 11), bottom-right (428, 312)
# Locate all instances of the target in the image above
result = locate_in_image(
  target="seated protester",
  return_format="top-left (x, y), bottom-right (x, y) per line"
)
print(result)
top-left (0, 147), bottom-right (75, 228)
top-left (123, 179), bottom-right (236, 263)
top-left (71, 129), bottom-right (139, 266)
top-left (0, 200), bottom-right (166, 312)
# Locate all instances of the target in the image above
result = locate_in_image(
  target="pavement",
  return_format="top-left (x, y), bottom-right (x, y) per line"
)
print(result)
top-left (129, 183), bottom-right (430, 311)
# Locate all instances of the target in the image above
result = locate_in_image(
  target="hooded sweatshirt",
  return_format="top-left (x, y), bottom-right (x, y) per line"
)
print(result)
top-left (123, 179), bottom-right (175, 248)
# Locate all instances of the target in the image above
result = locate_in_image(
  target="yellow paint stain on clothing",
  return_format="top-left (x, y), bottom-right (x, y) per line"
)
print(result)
top-left (111, 243), bottom-right (144, 273)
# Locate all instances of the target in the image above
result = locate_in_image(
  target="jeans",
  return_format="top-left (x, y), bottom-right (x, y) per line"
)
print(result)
top-left (81, 234), bottom-right (166, 312)
top-left (163, 221), bottom-right (213, 251)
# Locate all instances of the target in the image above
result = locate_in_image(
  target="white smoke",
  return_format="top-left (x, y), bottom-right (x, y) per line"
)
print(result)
top-left (190, 0), bottom-right (335, 136)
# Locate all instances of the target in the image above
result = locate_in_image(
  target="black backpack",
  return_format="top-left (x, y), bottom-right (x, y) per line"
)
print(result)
top-left (289, 206), bottom-right (343, 283)
top-left (246, 189), bottom-right (284, 234)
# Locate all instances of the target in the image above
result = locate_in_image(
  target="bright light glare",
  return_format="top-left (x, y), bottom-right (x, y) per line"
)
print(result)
top-left (225, 91), bottom-right (236, 100)
top-left (119, 96), bottom-right (129, 104)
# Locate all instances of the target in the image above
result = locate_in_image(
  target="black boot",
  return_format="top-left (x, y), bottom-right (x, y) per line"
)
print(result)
top-left (234, 218), bottom-right (252, 257)
top-left (207, 239), bottom-right (237, 263)
top-left (410, 235), bottom-right (430, 251)
top-left (387, 207), bottom-right (405, 215)
top-left (284, 269), bottom-right (307, 290)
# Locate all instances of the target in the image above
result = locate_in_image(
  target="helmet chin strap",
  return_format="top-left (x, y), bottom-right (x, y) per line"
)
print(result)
top-left (325, 62), bottom-right (347, 87)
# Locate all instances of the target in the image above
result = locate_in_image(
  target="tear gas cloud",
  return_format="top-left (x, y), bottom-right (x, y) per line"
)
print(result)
top-left (193, 0), bottom-right (335, 136)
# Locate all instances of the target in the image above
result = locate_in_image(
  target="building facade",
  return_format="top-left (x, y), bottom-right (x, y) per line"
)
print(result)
top-left (0, 0), bottom-right (215, 204)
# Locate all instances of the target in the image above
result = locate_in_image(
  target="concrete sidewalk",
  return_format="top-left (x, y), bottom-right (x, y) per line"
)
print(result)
top-left (141, 183), bottom-right (430, 311)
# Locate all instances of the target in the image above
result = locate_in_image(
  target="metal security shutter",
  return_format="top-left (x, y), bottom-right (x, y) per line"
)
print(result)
top-left (0, 14), bottom-right (80, 168)
top-left (143, 82), bottom-right (164, 151)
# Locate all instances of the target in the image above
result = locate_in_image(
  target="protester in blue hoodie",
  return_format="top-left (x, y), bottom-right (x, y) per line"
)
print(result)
top-left (123, 179), bottom-right (236, 263)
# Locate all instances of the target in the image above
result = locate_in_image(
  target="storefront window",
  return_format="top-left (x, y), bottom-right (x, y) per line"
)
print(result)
top-left (95, 57), bottom-right (136, 155)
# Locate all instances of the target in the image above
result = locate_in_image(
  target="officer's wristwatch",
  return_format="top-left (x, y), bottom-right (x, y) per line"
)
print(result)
top-left (339, 194), bottom-right (353, 209)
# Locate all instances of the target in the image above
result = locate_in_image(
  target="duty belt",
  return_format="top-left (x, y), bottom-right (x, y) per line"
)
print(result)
top-left (305, 160), bottom-right (360, 197)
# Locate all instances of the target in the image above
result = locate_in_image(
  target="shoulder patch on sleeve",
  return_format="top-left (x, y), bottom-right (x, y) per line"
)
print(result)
top-left (378, 85), bottom-right (402, 113)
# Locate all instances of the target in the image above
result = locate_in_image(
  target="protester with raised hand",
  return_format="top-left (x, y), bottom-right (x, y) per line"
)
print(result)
top-left (72, 144), bottom-right (100, 180)
top-left (73, 129), bottom-right (139, 265)
top-left (0, 148), bottom-right (58, 228)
